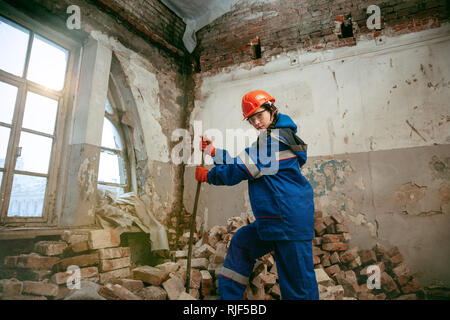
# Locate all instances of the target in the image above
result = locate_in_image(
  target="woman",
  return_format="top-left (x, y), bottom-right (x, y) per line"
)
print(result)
top-left (195, 90), bottom-right (318, 300)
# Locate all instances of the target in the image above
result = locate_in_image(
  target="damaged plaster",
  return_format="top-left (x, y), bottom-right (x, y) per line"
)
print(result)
top-left (90, 31), bottom-right (170, 163)
top-left (77, 157), bottom-right (98, 218)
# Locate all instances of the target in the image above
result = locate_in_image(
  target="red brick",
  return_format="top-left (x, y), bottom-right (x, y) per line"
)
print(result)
top-left (388, 253), bottom-right (404, 267)
top-left (314, 223), bottom-right (327, 236)
top-left (98, 283), bottom-right (142, 300)
top-left (340, 247), bottom-right (360, 264)
top-left (326, 224), bottom-right (336, 234)
top-left (88, 229), bottom-right (121, 249)
top-left (381, 272), bottom-right (399, 293)
top-left (322, 242), bottom-right (349, 252)
top-left (23, 281), bottom-right (59, 297)
top-left (335, 224), bottom-right (349, 233)
top-left (200, 270), bottom-right (213, 297)
top-left (51, 266), bottom-right (99, 284)
top-left (359, 249), bottom-right (377, 265)
top-left (324, 264), bottom-right (341, 277)
top-left (55, 253), bottom-right (99, 272)
top-left (98, 247), bottom-right (131, 260)
top-left (322, 234), bottom-right (343, 243)
top-left (14, 253), bottom-right (60, 270)
top-left (330, 213), bottom-right (344, 224)
top-left (329, 252), bottom-right (341, 264)
top-left (34, 241), bottom-right (68, 256)
top-left (313, 255), bottom-right (321, 265)
top-left (100, 256), bottom-right (131, 272)
top-left (99, 267), bottom-right (131, 284)
top-left (132, 266), bottom-right (169, 286)
top-left (323, 217), bottom-right (334, 227)
top-left (401, 279), bottom-right (421, 294)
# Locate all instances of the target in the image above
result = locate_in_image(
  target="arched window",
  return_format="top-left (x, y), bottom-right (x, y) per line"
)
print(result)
top-left (97, 95), bottom-right (131, 195)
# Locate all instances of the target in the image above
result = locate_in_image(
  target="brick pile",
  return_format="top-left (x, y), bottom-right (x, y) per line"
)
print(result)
top-left (0, 229), bottom-right (135, 300)
top-left (0, 212), bottom-right (425, 300)
top-left (168, 211), bottom-right (424, 300)
top-left (312, 211), bottom-right (423, 300)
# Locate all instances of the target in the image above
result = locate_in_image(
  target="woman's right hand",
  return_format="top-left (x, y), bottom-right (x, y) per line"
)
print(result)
top-left (200, 135), bottom-right (216, 157)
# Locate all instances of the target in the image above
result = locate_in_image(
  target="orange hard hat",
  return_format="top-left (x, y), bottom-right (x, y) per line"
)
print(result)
top-left (241, 90), bottom-right (275, 120)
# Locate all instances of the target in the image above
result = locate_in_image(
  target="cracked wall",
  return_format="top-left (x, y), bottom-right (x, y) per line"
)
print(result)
top-left (186, 24), bottom-right (450, 286)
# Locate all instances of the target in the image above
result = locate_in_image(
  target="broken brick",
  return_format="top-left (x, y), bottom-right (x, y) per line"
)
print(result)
top-left (324, 264), bottom-right (341, 277)
top-left (88, 229), bottom-right (120, 250)
top-left (51, 266), bottom-right (99, 285)
top-left (335, 224), bottom-right (349, 233)
top-left (200, 270), bottom-right (213, 297)
top-left (99, 267), bottom-right (131, 284)
top-left (98, 247), bottom-right (131, 260)
top-left (322, 242), bottom-right (349, 252)
top-left (54, 253), bottom-right (99, 272)
top-left (322, 234), bottom-right (343, 243)
top-left (401, 278), bottom-right (421, 294)
top-left (330, 213), bottom-right (345, 224)
top-left (138, 286), bottom-right (167, 300)
top-left (359, 249), bottom-right (377, 265)
top-left (162, 275), bottom-right (185, 300)
top-left (34, 241), bottom-right (68, 256)
top-left (98, 283), bottom-right (142, 300)
top-left (100, 256), bottom-right (131, 272)
top-left (23, 281), bottom-right (59, 297)
top-left (132, 266), bottom-right (169, 286)
top-left (330, 252), bottom-right (341, 264)
top-left (7, 253), bottom-right (60, 271)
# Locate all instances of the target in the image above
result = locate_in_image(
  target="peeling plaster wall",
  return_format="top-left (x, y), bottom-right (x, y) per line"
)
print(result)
top-left (13, 0), bottom-right (189, 231)
top-left (187, 25), bottom-right (450, 286)
top-left (87, 32), bottom-right (185, 227)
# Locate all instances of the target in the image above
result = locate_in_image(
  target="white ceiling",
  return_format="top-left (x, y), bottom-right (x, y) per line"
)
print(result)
top-left (160, 0), bottom-right (239, 52)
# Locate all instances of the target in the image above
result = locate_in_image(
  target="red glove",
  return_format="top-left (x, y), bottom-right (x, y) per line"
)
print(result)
top-left (195, 166), bottom-right (209, 183)
top-left (200, 135), bottom-right (216, 157)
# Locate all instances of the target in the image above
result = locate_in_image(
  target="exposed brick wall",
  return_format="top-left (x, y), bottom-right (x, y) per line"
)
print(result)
top-left (195, 0), bottom-right (449, 74)
top-left (102, 0), bottom-right (186, 52)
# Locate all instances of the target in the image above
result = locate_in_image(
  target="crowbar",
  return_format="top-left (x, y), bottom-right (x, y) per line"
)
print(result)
top-left (185, 142), bottom-right (205, 293)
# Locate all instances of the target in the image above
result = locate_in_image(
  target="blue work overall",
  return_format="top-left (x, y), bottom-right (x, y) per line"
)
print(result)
top-left (206, 113), bottom-right (319, 300)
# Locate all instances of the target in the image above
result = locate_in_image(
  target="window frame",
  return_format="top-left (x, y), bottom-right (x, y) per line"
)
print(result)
top-left (0, 4), bottom-right (82, 226)
top-left (97, 89), bottom-right (133, 195)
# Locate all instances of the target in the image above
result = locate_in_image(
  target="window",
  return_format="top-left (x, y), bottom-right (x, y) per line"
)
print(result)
top-left (0, 11), bottom-right (78, 223)
top-left (97, 96), bottom-right (130, 196)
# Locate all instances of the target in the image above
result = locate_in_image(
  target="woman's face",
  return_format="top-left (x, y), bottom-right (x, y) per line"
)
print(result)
top-left (247, 107), bottom-right (273, 130)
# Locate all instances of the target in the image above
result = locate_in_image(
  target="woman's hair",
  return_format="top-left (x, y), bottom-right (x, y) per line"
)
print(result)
top-left (263, 101), bottom-right (279, 130)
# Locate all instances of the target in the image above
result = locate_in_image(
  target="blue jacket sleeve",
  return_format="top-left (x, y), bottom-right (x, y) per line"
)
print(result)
top-left (206, 148), bottom-right (254, 186)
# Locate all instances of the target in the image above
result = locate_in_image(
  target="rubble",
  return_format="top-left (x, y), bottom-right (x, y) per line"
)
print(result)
top-left (0, 212), bottom-right (434, 300)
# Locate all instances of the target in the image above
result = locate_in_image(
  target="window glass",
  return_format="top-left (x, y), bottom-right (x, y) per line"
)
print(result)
top-left (0, 81), bottom-right (18, 124)
top-left (101, 117), bottom-right (123, 150)
top-left (7, 174), bottom-right (46, 217)
top-left (98, 150), bottom-right (126, 184)
top-left (15, 132), bottom-right (52, 174)
top-left (22, 91), bottom-right (58, 135)
top-left (27, 34), bottom-right (68, 91)
top-left (105, 98), bottom-right (114, 115)
top-left (0, 126), bottom-right (10, 168)
top-left (0, 16), bottom-right (30, 77)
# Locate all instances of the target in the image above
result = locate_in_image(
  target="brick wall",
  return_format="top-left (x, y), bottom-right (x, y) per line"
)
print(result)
top-left (103, 0), bottom-right (186, 52)
top-left (195, 0), bottom-right (449, 73)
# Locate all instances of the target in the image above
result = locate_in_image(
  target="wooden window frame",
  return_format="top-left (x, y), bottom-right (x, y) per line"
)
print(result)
top-left (97, 86), bottom-right (134, 195)
top-left (0, 3), bottom-right (81, 226)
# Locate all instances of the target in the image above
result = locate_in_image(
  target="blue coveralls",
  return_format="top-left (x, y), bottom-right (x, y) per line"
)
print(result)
top-left (206, 113), bottom-right (319, 300)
